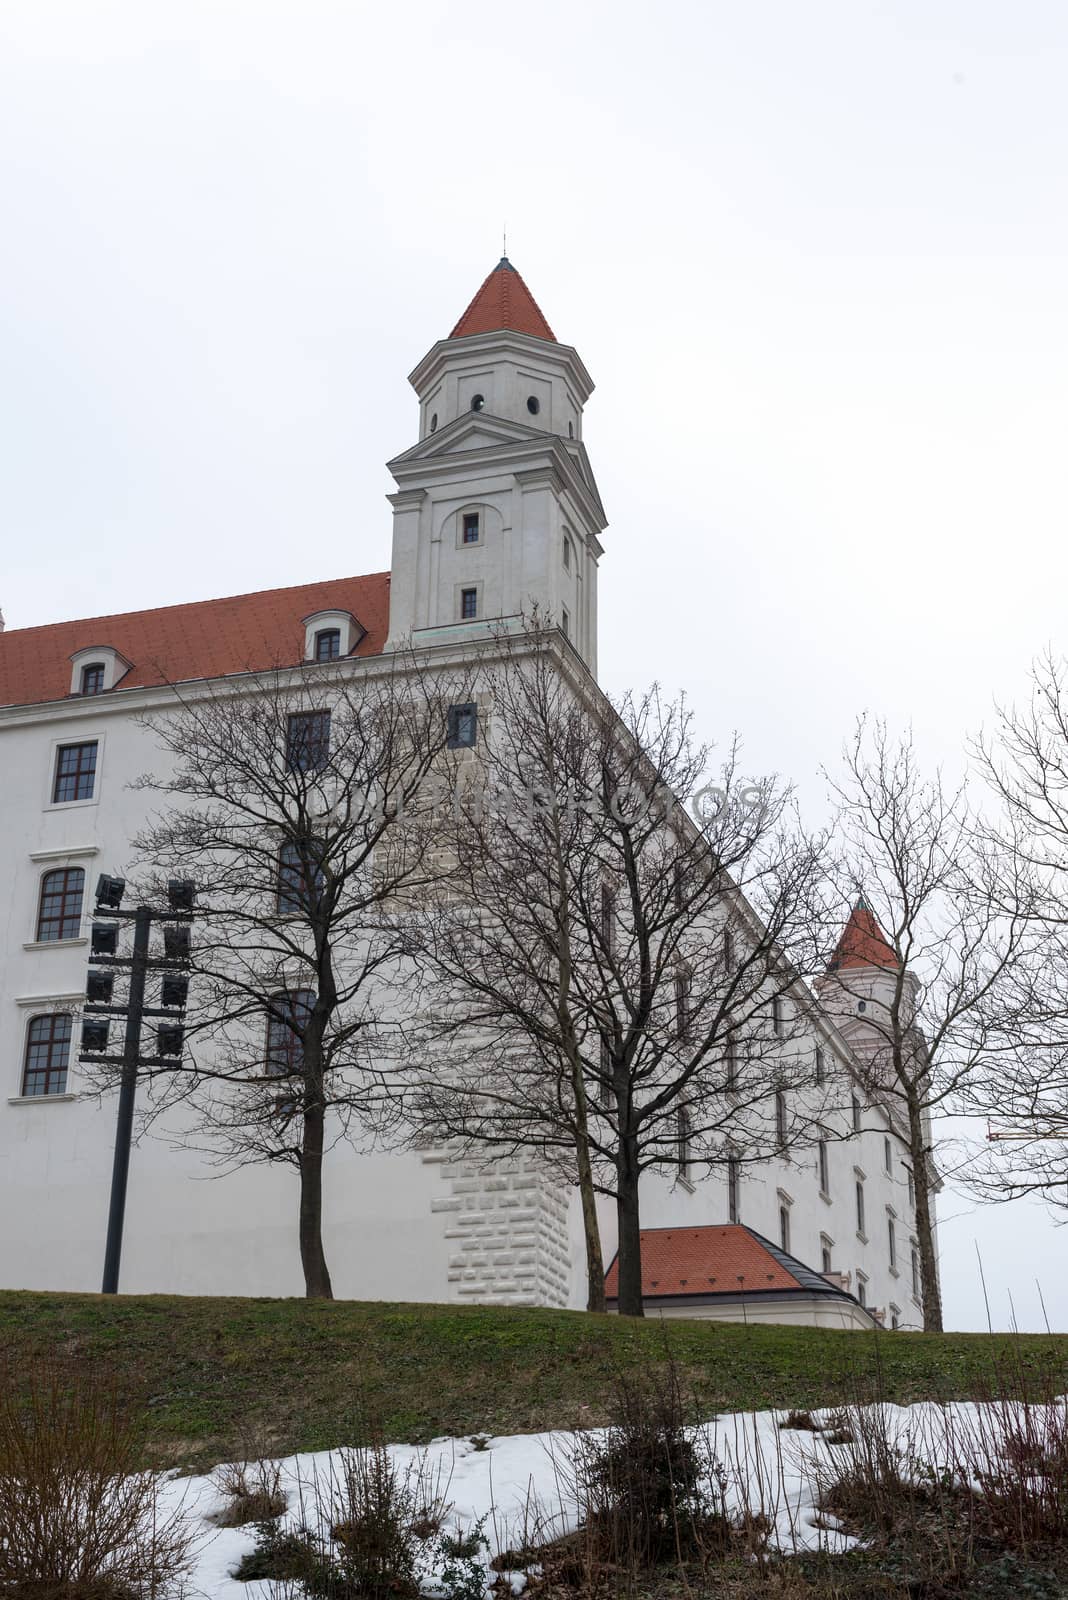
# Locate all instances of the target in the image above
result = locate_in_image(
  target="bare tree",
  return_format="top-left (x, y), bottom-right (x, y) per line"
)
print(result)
top-left (824, 718), bottom-right (1029, 1332)
top-left (403, 621), bottom-right (833, 1317)
top-left (90, 650), bottom-right (474, 1299)
top-left (964, 652), bottom-right (1068, 1213)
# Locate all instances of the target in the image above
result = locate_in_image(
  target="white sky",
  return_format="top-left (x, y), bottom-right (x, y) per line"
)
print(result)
top-left (3, 0), bottom-right (1066, 1331)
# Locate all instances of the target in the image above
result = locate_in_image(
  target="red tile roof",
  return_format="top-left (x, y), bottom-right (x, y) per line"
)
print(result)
top-left (604, 1225), bottom-right (802, 1300)
top-left (829, 898), bottom-right (899, 971)
top-left (450, 258), bottom-right (557, 342)
top-left (0, 573), bottom-right (390, 709)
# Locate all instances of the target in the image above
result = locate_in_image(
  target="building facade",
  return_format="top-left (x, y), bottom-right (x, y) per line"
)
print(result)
top-left (0, 260), bottom-right (934, 1327)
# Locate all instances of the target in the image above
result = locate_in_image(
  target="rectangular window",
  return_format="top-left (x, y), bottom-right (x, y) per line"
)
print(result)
top-left (447, 703), bottom-right (478, 749)
top-left (856, 1271), bottom-right (868, 1309)
top-left (600, 883), bottom-right (615, 956)
top-left (677, 1107), bottom-right (691, 1180)
top-left (22, 1013), bottom-right (72, 1097)
top-left (911, 1244), bottom-right (920, 1299)
top-left (906, 1167), bottom-right (915, 1208)
top-left (772, 995), bottom-right (784, 1036)
top-left (779, 1203), bottom-right (791, 1253)
top-left (561, 607), bottom-right (570, 639)
top-left (53, 741), bottom-right (98, 803)
top-left (856, 1178), bottom-right (866, 1236)
top-left (727, 1155), bottom-right (740, 1223)
top-left (775, 1089), bottom-right (787, 1148)
top-left (815, 1046), bottom-right (825, 1085)
top-left (460, 587), bottom-right (478, 620)
top-left (285, 711), bottom-right (331, 773)
top-left (80, 663), bottom-right (105, 695)
top-left (884, 1136), bottom-right (893, 1175)
top-left (888, 1213), bottom-right (897, 1270)
top-left (675, 970), bottom-right (691, 1041)
top-left (852, 1093), bottom-right (862, 1134)
top-left (462, 512), bottom-right (480, 544)
top-left (723, 927), bottom-right (734, 970)
top-left (724, 1035), bottom-right (738, 1093)
top-left (37, 867), bottom-right (86, 942)
top-left (265, 989), bottom-right (316, 1077)
top-left (314, 628), bottom-right (341, 662)
top-left (890, 1304), bottom-right (901, 1331)
top-left (821, 1236), bottom-right (833, 1275)
top-left (598, 1033), bottom-right (613, 1109)
top-left (818, 1137), bottom-right (829, 1195)
top-left (277, 840), bottom-right (324, 915)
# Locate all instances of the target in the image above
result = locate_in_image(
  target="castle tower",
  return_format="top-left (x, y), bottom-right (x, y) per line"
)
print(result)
top-left (816, 895), bottom-right (920, 1082)
top-left (385, 259), bottom-right (606, 674)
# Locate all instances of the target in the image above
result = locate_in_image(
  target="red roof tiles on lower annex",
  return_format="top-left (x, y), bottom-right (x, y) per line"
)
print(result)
top-left (0, 573), bottom-right (391, 709)
top-left (449, 257), bottom-right (557, 342)
top-left (828, 896), bottom-right (899, 972)
top-left (604, 1225), bottom-right (802, 1301)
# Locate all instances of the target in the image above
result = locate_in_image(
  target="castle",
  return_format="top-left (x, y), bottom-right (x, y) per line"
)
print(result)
top-left (0, 260), bottom-right (936, 1327)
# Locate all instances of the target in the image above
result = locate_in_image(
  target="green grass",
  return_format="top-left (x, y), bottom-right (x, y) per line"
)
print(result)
top-left (2, 1291), bottom-right (1066, 1473)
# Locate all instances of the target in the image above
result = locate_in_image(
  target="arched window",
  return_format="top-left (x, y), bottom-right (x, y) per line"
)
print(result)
top-left (277, 840), bottom-right (324, 915)
top-left (23, 1014), bottom-right (72, 1096)
top-left (562, 535), bottom-right (573, 571)
top-left (80, 663), bottom-right (105, 695)
top-left (265, 989), bottom-right (316, 1077)
top-left (36, 867), bottom-right (85, 942)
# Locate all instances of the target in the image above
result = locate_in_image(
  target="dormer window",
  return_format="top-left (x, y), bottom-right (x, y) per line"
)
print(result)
top-left (302, 610), bottom-right (364, 663)
top-left (68, 645), bottom-right (132, 697)
top-left (314, 629), bottom-right (341, 662)
top-left (462, 513), bottom-right (480, 545)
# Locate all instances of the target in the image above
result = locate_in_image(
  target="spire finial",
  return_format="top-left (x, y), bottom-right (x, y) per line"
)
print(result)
top-left (502, 222), bottom-right (507, 260)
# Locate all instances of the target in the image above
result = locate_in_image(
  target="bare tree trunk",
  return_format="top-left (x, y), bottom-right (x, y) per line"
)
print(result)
top-left (575, 1116), bottom-right (606, 1313)
top-left (615, 1130), bottom-right (644, 1317)
top-left (907, 1095), bottom-right (942, 1332)
top-left (299, 1098), bottom-right (334, 1300)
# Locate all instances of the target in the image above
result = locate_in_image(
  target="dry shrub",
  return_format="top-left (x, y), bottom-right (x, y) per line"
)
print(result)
top-left (558, 1367), bottom-right (731, 1581)
top-left (212, 1457), bottom-right (287, 1527)
top-left (0, 1361), bottom-right (194, 1599)
top-left (954, 1371), bottom-right (1068, 1551)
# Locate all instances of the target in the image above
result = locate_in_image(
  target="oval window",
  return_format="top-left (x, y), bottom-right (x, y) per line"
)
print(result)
top-left (527, 396), bottom-right (540, 415)
top-left (470, 394), bottom-right (485, 412)
top-left (430, 412), bottom-right (438, 433)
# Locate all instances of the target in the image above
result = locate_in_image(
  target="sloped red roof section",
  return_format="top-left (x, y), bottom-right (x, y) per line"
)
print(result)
top-left (0, 573), bottom-right (390, 709)
top-left (829, 899), bottom-right (899, 972)
top-left (604, 1225), bottom-right (802, 1300)
top-left (449, 257), bottom-right (556, 342)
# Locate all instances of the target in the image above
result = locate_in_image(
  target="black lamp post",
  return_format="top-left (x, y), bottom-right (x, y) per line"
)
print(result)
top-left (79, 875), bottom-right (195, 1295)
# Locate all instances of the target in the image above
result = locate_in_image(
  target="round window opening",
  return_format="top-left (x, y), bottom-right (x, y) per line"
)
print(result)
top-left (430, 412), bottom-right (438, 433)
top-left (526, 395), bottom-right (540, 415)
top-left (858, 1000), bottom-right (867, 1012)
top-left (470, 394), bottom-right (485, 412)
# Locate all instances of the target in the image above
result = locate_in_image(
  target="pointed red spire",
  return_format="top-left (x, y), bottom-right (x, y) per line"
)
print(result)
top-left (449, 258), bottom-right (557, 342)
top-left (828, 896), bottom-right (899, 972)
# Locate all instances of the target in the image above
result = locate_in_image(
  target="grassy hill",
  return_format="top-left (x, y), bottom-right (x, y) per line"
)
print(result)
top-left (2, 1291), bottom-right (1066, 1472)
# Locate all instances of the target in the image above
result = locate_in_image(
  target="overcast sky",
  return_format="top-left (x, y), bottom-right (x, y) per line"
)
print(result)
top-left (3, 0), bottom-right (1067, 1330)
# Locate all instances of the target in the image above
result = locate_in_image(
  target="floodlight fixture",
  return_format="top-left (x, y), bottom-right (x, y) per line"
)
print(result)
top-left (81, 1018), bottom-right (109, 1053)
top-left (86, 970), bottom-right (114, 1004)
top-left (166, 879), bottom-right (196, 914)
top-left (91, 923), bottom-right (119, 956)
top-left (160, 975), bottom-right (188, 1009)
top-left (163, 924), bottom-right (191, 961)
top-left (94, 874), bottom-right (126, 910)
top-left (157, 1023), bottom-right (184, 1057)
